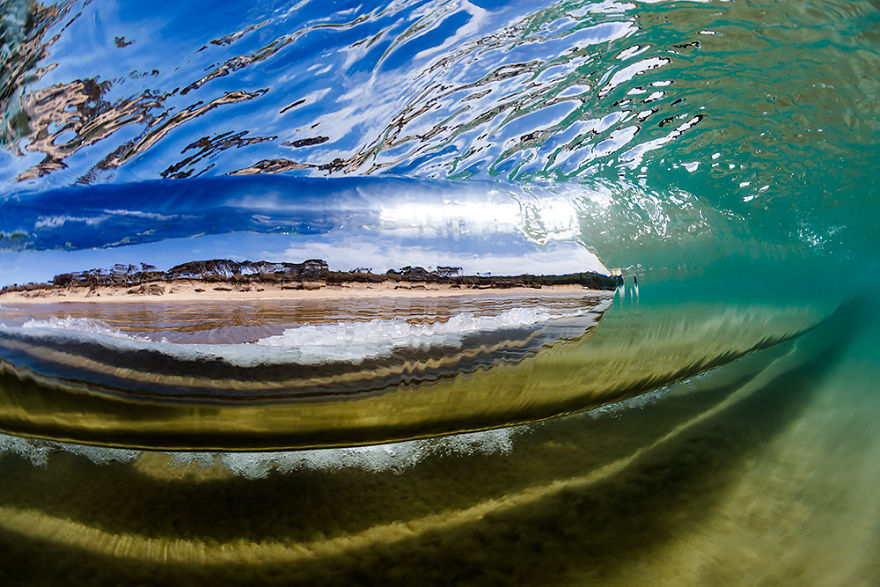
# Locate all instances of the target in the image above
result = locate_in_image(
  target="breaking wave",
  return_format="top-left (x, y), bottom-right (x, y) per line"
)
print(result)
top-left (6, 301), bottom-right (608, 367)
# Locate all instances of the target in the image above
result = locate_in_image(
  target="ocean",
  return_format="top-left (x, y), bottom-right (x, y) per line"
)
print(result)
top-left (0, 0), bottom-right (878, 584)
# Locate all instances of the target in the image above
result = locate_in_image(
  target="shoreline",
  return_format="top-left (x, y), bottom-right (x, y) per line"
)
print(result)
top-left (0, 280), bottom-right (611, 305)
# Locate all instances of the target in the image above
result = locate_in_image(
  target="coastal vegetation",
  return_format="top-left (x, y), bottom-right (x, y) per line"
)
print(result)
top-left (1, 259), bottom-right (619, 296)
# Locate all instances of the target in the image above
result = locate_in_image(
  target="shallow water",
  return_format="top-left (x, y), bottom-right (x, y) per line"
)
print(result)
top-left (1, 303), bottom-right (877, 584)
top-left (0, 0), bottom-right (878, 584)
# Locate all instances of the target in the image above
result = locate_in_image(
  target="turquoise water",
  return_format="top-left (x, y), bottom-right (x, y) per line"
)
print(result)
top-left (0, 0), bottom-right (879, 583)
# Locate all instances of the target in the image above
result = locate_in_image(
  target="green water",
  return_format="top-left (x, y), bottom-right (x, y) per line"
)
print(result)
top-left (1, 0), bottom-right (879, 583)
top-left (1, 300), bottom-right (877, 584)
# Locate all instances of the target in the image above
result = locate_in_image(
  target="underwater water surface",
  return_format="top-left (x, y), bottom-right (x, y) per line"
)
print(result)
top-left (0, 0), bottom-right (879, 584)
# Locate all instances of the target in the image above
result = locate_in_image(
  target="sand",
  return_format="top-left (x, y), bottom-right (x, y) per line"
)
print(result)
top-left (0, 280), bottom-right (608, 304)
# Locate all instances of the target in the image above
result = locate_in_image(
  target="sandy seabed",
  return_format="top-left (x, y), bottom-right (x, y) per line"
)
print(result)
top-left (0, 335), bottom-right (878, 586)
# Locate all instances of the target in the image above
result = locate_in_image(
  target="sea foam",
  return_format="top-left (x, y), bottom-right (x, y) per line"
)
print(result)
top-left (6, 305), bottom-right (602, 367)
top-left (0, 380), bottom-right (671, 475)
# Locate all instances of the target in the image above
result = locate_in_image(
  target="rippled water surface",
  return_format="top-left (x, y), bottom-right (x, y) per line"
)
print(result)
top-left (0, 0), bottom-right (879, 584)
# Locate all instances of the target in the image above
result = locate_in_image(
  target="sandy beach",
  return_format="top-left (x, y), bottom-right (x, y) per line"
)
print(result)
top-left (0, 280), bottom-right (609, 304)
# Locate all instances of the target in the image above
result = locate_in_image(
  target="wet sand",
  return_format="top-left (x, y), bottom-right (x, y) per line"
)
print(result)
top-left (0, 281), bottom-right (606, 305)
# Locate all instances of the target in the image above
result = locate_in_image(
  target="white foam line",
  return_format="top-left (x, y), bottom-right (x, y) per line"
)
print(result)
top-left (6, 306), bottom-right (597, 367)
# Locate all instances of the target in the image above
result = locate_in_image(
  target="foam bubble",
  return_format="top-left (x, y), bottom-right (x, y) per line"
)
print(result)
top-left (21, 316), bottom-right (152, 342)
top-left (216, 427), bottom-right (522, 478)
top-left (5, 305), bottom-right (599, 367)
top-left (587, 387), bottom-right (673, 419)
top-left (0, 434), bottom-right (52, 466)
top-left (252, 306), bottom-right (593, 364)
top-left (0, 433), bottom-right (139, 466)
top-left (0, 382), bottom-right (676, 475)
